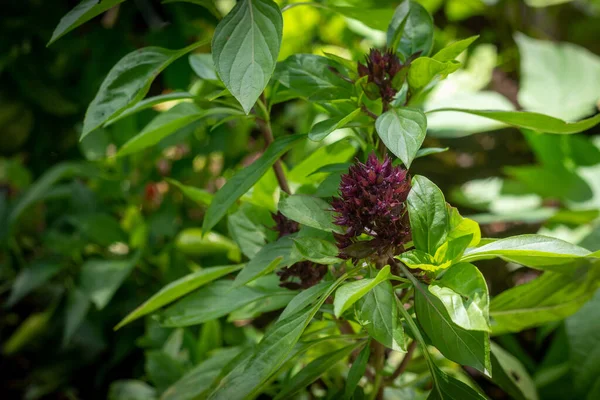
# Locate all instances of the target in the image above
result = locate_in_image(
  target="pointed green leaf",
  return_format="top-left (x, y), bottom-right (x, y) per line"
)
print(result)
top-left (376, 107), bottom-right (427, 168)
top-left (212, 0), bottom-right (282, 113)
top-left (278, 195), bottom-right (341, 233)
top-left (48, 0), bottom-right (126, 46)
top-left (429, 262), bottom-right (490, 332)
top-left (202, 134), bottom-right (304, 233)
top-left (344, 341), bottom-right (370, 399)
top-left (356, 280), bottom-right (407, 351)
top-left (80, 253), bottom-right (140, 310)
top-left (425, 108), bottom-right (600, 134)
top-left (427, 363), bottom-right (487, 400)
top-left (461, 234), bottom-right (594, 269)
top-left (166, 178), bottom-right (213, 207)
top-left (115, 265), bottom-right (242, 330)
top-left (63, 288), bottom-right (90, 345)
top-left (158, 280), bottom-right (289, 327)
top-left (82, 41), bottom-right (207, 138)
top-left (7, 261), bottom-right (63, 307)
top-left (334, 266), bottom-right (391, 317)
top-left (407, 175), bottom-right (449, 255)
top-left (309, 108), bottom-right (362, 141)
top-left (387, 0), bottom-right (434, 60)
top-left (234, 236), bottom-right (301, 287)
top-left (432, 35), bottom-right (479, 62)
top-left (490, 265), bottom-right (600, 334)
top-left (414, 279), bottom-right (491, 376)
top-left (408, 58), bottom-right (461, 90)
top-left (488, 342), bottom-right (539, 400)
top-left (104, 92), bottom-right (194, 126)
top-left (293, 237), bottom-right (342, 264)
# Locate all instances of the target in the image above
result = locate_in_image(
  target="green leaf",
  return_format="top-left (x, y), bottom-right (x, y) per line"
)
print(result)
top-left (158, 280), bottom-right (289, 327)
top-left (344, 341), bottom-right (370, 399)
top-left (8, 162), bottom-right (98, 227)
top-left (490, 265), bottom-right (600, 334)
top-left (427, 363), bottom-right (487, 400)
top-left (414, 279), bottom-right (491, 375)
top-left (288, 139), bottom-right (356, 184)
top-left (432, 235), bottom-right (473, 267)
top-left (407, 175), bottom-right (449, 255)
top-left (202, 134), bottom-right (304, 233)
top-left (429, 263), bottom-right (490, 332)
top-left (234, 236), bottom-right (301, 287)
top-left (566, 290), bottom-right (600, 399)
top-left (415, 147), bottom-right (449, 159)
top-left (119, 104), bottom-right (243, 156)
top-left (63, 288), bottom-right (91, 346)
top-left (432, 35), bottom-right (479, 62)
top-left (162, 347), bottom-right (242, 400)
top-left (162, 0), bottom-right (221, 19)
top-left (48, 0), bottom-right (126, 46)
top-left (175, 228), bottom-right (241, 261)
top-left (2, 307), bottom-right (54, 355)
top-left (356, 280), bottom-right (407, 351)
top-left (212, 0), bottom-right (282, 113)
top-left (227, 203), bottom-right (272, 259)
top-left (80, 253), bottom-right (140, 310)
top-left (278, 281), bottom-right (330, 321)
top-left (397, 249), bottom-right (442, 272)
top-left (82, 42), bottom-right (207, 138)
top-left (115, 265), bottom-right (242, 330)
top-left (516, 33), bottom-right (600, 121)
top-left (376, 107), bottom-right (427, 168)
top-left (387, 0), bottom-right (434, 60)
top-left (278, 195), bottom-right (341, 233)
top-left (108, 380), bottom-right (157, 400)
top-left (425, 108), bottom-right (600, 134)
top-left (488, 342), bottom-right (539, 400)
top-left (166, 178), bottom-right (213, 207)
top-left (208, 278), bottom-right (343, 399)
top-left (447, 205), bottom-right (481, 247)
top-left (274, 341), bottom-right (365, 400)
top-left (145, 350), bottom-right (186, 392)
top-left (7, 261), bottom-right (63, 307)
top-left (275, 54), bottom-right (354, 100)
top-left (461, 234), bottom-right (594, 269)
top-left (308, 108), bottom-right (362, 141)
top-left (334, 265), bottom-right (391, 317)
top-left (293, 237), bottom-right (342, 264)
top-left (189, 53), bottom-right (218, 81)
top-left (104, 92), bottom-right (194, 126)
top-left (408, 58), bottom-right (461, 90)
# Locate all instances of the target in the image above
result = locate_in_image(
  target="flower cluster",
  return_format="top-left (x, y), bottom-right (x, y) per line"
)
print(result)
top-left (271, 212), bottom-right (328, 290)
top-left (332, 153), bottom-right (411, 264)
top-left (357, 48), bottom-right (403, 103)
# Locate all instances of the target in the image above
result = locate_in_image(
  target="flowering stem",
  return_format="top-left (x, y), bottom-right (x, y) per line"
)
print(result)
top-left (370, 341), bottom-right (385, 400)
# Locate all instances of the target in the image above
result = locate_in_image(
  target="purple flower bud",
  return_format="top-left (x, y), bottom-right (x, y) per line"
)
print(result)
top-left (332, 153), bottom-right (411, 264)
top-left (357, 48), bottom-right (404, 103)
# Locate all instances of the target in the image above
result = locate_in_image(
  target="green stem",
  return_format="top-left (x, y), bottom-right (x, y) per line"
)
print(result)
top-left (370, 341), bottom-right (385, 400)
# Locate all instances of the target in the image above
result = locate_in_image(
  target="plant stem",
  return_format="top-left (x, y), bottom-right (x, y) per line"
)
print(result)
top-left (256, 96), bottom-right (291, 195)
top-left (386, 340), bottom-right (417, 383)
top-left (370, 341), bottom-right (385, 400)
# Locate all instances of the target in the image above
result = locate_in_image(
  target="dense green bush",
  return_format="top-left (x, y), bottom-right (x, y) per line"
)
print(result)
top-left (2, 1), bottom-right (600, 399)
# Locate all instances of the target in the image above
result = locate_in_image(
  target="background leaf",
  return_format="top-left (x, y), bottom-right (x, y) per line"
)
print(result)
top-left (82, 42), bottom-right (207, 138)
top-left (387, 0), bottom-right (434, 60)
top-left (211, 0), bottom-right (282, 113)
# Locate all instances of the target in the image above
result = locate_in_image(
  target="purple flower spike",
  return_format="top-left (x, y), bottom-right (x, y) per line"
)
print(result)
top-left (332, 153), bottom-right (411, 264)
